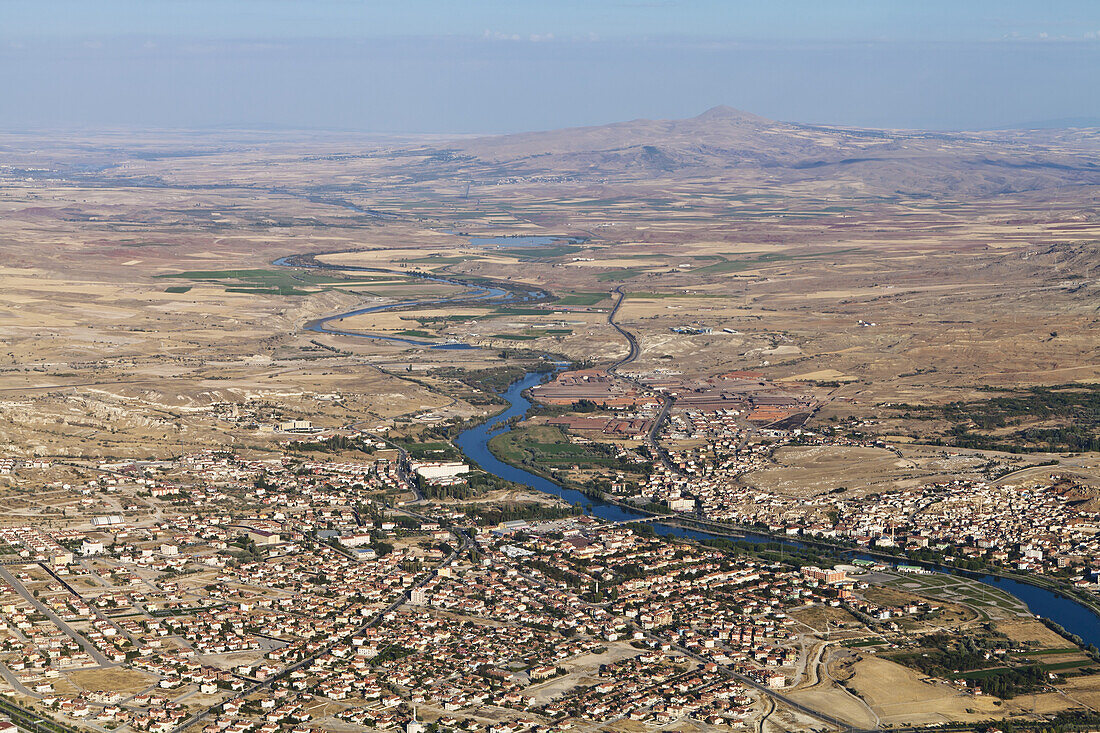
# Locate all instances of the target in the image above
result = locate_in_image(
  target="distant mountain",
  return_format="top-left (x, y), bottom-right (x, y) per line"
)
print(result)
top-left (434, 106), bottom-right (1100, 197)
top-left (458, 106), bottom-right (843, 168)
top-left (1003, 117), bottom-right (1100, 130)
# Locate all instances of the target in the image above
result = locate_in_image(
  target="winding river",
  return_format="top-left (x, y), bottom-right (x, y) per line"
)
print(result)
top-left (453, 371), bottom-right (1100, 648)
top-left (275, 253), bottom-right (1100, 649)
top-left (273, 254), bottom-right (525, 349)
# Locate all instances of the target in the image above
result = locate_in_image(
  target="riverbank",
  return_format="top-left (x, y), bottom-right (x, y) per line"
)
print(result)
top-left (275, 252), bottom-right (545, 348)
top-left (453, 369), bottom-right (1100, 650)
top-left (269, 252), bottom-right (1100, 655)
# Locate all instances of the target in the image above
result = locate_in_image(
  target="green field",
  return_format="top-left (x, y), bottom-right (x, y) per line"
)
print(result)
top-left (489, 426), bottom-right (650, 477)
top-left (398, 440), bottom-right (465, 462)
top-left (505, 245), bottom-right (587, 259)
top-left (958, 659), bottom-right (1090, 680)
top-left (693, 259), bottom-right (754, 275)
top-left (157, 268), bottom-right (403, 296)
top-left (1014, 647), bottom-right (1080, 656)
top-left (843, 638), bottom-right (888, 648)
top-left (554, 292), bottom-right (608, 306)
top-left (597, 268), bottom-right (645, 282)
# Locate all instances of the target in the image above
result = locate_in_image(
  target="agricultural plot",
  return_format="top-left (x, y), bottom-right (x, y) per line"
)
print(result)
top-left (554, 292), bottom-right (609, 306)
top-left (489, 426), bottom-right (649, 481)
top-left (156, 268), bottom-right (406, 296)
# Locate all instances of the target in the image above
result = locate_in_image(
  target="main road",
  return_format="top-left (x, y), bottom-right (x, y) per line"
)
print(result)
top-left (607, 285), bottom-right (640, 370)
top-left (606, 285), bottom-right (676, 468)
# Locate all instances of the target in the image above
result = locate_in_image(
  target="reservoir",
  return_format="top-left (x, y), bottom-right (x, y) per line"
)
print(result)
top-left (465, 235), bottom-right (586, 248)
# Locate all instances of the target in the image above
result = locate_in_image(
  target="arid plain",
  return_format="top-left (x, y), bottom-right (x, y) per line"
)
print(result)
top-left (1, 112), bottom-right (1097, 464)
top-left (1, 110), bottom-right (1100, 730)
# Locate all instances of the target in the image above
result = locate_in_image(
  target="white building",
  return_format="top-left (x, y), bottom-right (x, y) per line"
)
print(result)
top-left (411, 461), bottom-right (469, 480)
top-left (81, 540), bottom-right (105, 557)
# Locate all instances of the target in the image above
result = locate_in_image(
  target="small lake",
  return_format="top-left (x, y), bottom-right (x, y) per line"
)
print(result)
top-left (465, 235), bottom-right (586, 248)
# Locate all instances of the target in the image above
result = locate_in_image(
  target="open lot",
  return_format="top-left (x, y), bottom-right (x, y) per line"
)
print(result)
top-left (874, 571), bottom-right (1032, 620)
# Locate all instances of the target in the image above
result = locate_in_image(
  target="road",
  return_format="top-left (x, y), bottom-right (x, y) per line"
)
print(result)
top-left (36, 562), bottom-right (138, 644)
top-left (663, 636), bottom-right (874, 732)
top-left (992, 455), bottom-right (1099, 486)
top-left (606, 286), bottom-right (678, 470)
top-left (607, 286), bottom-right (640, 371)
top-left (0, 565), bottom-right (116, 669)
top-left (820, 647), bottom-right (881, 729)
top-left (512, 533), bottom-right (870, 732)
top-left (0, 661), bottom-right (41, 698)
top-left (344, 419), bottom-right (424, 503)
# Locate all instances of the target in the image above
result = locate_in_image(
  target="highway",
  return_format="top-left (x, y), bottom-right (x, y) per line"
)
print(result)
top-left (607, 286), bottom-right (641, 371)
top-left (605, 285), bottom-right (678, 469)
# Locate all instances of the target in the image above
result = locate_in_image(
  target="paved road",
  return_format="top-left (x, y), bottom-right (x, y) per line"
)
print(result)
top-left (511, 531), bottom-right (870, 731)
top-left (344, 417), bottom-right (436, 505)
top-left (607, 286), bottom-right (640, 371)
top-left (993, 456), bottom-right (1099, 486)
top-left (0, 661), bottom-right (40, 698)
top-left (665, 636), bottom-right (872, 732)
top-left (645, 395), bottom-right (676, 465)
top-left (606, 286), bottom-right (678, 470)
top-left (37, 562), bottom-right (139, 644)
top-left (0, 565), bottom-right (116, 669)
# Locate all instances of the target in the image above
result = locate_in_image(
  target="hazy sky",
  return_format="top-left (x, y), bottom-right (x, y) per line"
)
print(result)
top-left (2, 1), bottom-right (1099, 133)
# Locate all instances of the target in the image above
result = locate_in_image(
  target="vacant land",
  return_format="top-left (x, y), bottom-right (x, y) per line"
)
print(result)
top-left (68, 667), bottom-right (155, 694)
top-left (841, 655), bottom-right (1005, 726)
top-left (876, 572), bottom-right (1031, 619)
top-left (2, 126), bottom-right (1098, 470)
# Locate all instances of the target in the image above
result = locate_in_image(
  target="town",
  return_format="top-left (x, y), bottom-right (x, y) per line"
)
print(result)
top-left (0, 403), bottom-right (1096, 733)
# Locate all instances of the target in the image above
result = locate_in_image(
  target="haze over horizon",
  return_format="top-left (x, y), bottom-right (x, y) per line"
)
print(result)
top-left (3, 0), bottom-right (1100, 135)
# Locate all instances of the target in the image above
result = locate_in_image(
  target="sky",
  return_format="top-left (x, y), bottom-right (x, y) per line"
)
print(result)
top-left (1, 0), bottom-right (1099, 133)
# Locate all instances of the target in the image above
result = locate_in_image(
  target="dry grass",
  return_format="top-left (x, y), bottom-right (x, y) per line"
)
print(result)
top-left (68, 667), bottom-right (155, 694)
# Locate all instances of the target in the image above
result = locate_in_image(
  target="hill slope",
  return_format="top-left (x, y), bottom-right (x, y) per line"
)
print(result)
top-left (439, 106), bottom-right (1100, 197)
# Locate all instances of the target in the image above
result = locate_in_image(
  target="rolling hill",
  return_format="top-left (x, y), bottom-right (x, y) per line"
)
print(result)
top-left (430, 106), bottom-right (1100, 197)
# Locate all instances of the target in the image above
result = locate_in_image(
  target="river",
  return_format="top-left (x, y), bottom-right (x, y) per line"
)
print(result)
top-left (454, 370), bottom-right (1100, 649)
top-left (271, 254), bottom-right (1100, 649)
top-left (273, 254), bottom-right (510, 349)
